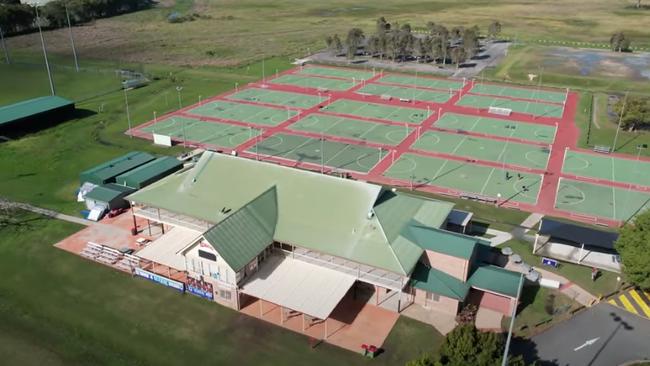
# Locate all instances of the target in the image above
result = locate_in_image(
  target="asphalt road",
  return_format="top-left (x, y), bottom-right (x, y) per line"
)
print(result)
top-left (514, 303), bottom-right (650, 366)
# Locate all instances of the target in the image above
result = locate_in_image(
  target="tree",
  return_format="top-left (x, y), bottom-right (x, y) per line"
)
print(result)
top-left (345, 27), bottom-right (364, 59)
top-left (614, 95), bottom-right (650, 130)
top-left (488, 21), bottom-right (502, 40)
top-left (451, 47), bottom-right (466, 67)
top-left (610, 32), bottom-right (631, 52)
top-left (616, 209), bottom-right (650, 289)
top-left (436, 324), bottom-right (526, 366)
top-left (366, 34), bottom-right (380, 57)
top-left (332, 34), bottom-right (343, 56)
top-left (463, 28), bottom-right (480, 59)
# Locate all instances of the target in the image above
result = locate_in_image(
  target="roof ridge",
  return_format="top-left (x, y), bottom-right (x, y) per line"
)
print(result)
top-left (425, 264), bottom-right (468, 299)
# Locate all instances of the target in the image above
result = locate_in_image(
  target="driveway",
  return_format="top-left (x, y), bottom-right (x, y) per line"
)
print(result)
top-left (514, 303), bottom-right (650, 366)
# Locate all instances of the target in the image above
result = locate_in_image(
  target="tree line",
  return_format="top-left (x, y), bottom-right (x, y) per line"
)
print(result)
top-left (325, 17), bottom-right (502, 68)
top-left (0, 0), bottom-right (153, 35)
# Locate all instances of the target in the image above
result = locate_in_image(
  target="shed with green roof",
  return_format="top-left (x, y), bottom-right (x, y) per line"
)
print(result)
top-left (0, 96), bottom-right (75, 129)
top-left (115, 156), bottom-right (182, 189)
top-left (80, 151), bottom-right (155, 185)
top-left (85, 183), bottom-right (135, 210)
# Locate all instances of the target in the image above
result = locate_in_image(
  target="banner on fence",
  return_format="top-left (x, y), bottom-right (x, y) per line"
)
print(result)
top-left (187, 276), bottom-right (214, 300)
top-left (135, 268), bottom-right (184, 292)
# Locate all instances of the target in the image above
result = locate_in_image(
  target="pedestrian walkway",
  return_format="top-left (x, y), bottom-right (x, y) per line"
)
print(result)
top-left (607, 288), bottom-right (650, 320)
top-left (1, 200), bottom-right (90, 226)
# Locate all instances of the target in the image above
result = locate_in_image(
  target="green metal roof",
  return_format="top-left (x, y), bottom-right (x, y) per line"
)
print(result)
top-left (128, 152), bottom-right (456, 275)
top-left (408, 226), bottom-right (490, 260)
top-left (468, 265), bottom-right (522, 298)
top-left (115, 156), bottom-right (182, 189)
top-left (203, 187), bottom-right (277, 271)
top-left (0, 96), bottom-right (74, 126)
top-left (409, 262), bottom-right (470, 300)
top-left (85, 183), bottom-right (134, 203)
top-left (80, 151), bottom-right (155, 185)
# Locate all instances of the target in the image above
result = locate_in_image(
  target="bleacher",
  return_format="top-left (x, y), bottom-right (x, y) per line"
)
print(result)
top-left (593, 145), bottom-right (611, 154)
top-left (80, 242), bottom-right (140, 273)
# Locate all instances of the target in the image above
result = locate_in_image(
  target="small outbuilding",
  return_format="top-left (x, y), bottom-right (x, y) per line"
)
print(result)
top-left (79, 151), bottom-right (155, 185)
top-left (115, 156), bottom-right (183, 189)
top-left (84, 183), bottom-right (135, 216)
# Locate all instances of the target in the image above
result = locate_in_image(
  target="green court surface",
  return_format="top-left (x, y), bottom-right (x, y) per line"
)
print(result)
top-left (562, 150), bottom-right (650, 187)
top-left (247, 133), bottom-right (384, 173)
top-left (297, 66), bottom-right (375, 81)
top-left (321, 99), bottom-right (430, 124)
top-left (270, 74), bottom-right (355, 91)
top-left (289, 114), bottom-right (412, 146)
top-left (185, 100), bottom-right (298, 126)
top-left (470, 84), bottom-right (566, 103)
top-left (384, 153), bottom-right (542, 204)
top-left (140, 116), bottom-right (258, 147)
top-left (434, 113), bottom-right (556, 144)
top-left (378, 75), bottom-right (464, 91)
top-left (555, 178), bottom-right (650, 221)
top-left (412, 130), bottom-right (550, 169)
top-left (457, 95), bottom-right (564, 118)
top-left (227, 88), bottom-right (322, 108)
top-left (358, 83), bottom-right (451, 103)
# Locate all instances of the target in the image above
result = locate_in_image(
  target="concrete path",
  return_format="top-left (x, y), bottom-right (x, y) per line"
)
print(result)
top-left (0, 200), bottom-right (90, 226)
top-left (486, 228), bottom-right (512, 246)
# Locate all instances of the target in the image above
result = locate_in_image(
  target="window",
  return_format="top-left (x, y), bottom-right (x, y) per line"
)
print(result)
top-left (426, 292), bottom-right (440, 302)
top-left (219, 290), bottom-right (231, 300)
top-left (198, 250), bottom-right (217, 261)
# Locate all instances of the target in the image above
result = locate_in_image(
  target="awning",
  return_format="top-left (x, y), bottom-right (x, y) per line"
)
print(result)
top-left (539, 218), bottom-right (618, 250)
top-left (241, 255), bottom-right (356, 319)
top-left (136, 227), bottom-right (201, 270)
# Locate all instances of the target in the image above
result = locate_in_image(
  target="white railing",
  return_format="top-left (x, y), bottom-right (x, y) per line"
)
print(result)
top-left (134, 206), bottom-right (212, 232)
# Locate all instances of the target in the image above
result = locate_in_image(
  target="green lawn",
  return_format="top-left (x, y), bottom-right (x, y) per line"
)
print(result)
top-left (0, 210), bottom-right (443, 365)
top-left (500, 239), bottom-right (620, 296)
top-left (506, 286), bottom-right (579, 338)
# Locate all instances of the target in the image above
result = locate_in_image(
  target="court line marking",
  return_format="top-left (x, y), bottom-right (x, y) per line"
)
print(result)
top-left (479, 167), bottom-right (497, 195)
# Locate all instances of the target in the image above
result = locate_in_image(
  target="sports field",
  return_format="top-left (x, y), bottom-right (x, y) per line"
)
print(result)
top-left (412, 131), bottom-right (550, 169)
top-left (563, 150), bottom-right (650, 187)
top-left (377, 75), bottom-right (464, 91)
top-left (555, 179), bottom-right (650, 221)
top-left (358, 83), bottom-right (451, 103)
top-left (457, 95), bottom-right (564, 118)
top-left (227, 88), bottom-right (323, 108)
top-left (470, 84), bottom-right (566, 103)
top-left (320, 99), bottom-right (430, 124)
top-left (247, 133), bottom-right (385, 173)
top-left (270, 74), bottom-right (356, 91)
top-left (384, 153), bottom-right (542, 204)
top-left (297, 66), bottom-right (375, 81)
top-left (289, 114), bottom-right (412, 146)
top-left (186, 100), bottom-right (299, 126)
top-left (434, 113), bottom-right (557, 144)
top-left (141, 116), bottom-right (258, 147)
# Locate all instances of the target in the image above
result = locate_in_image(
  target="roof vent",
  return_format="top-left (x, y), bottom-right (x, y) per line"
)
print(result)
top-left (192, 177), bottom-right (197, 183)
top-left (367, 210), bottom-right (375, 219)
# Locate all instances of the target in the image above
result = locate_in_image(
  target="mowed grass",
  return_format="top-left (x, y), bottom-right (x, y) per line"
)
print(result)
top-left (5, 0), bottom-right (650, 67)
top-left (0, 210), bottom-right (442, 365)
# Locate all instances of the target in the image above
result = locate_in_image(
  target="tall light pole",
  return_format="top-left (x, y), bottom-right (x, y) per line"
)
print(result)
top-left (0, 25), bottom-right (10, 64)
top-left (124, 87), bottom-right (132, 138)
top-left (613, 92), bottom-right (628, 152)
top-left (501, 273), bottom-right (524, 366)
top-left (176, 86), bottom-right (183, 109)
top-left (35, 6), bottom-right (55, 96)
top-left (64, 2), bottom-right (79, 72)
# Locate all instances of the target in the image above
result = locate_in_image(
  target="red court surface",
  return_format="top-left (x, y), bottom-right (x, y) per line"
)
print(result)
top-left (129, 65), bottom-right (650, 227)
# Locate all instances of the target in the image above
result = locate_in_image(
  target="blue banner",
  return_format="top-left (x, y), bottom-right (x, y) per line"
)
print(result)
top-left (187, 276), bottom-right (214, 300)
top-left (135, 268), bottom-right (185, 292)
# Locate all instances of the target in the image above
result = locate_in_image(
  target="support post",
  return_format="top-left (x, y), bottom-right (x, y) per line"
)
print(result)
top-left (280, 306), bottom-right (284, 324)
top-left (324, 318), bottom-right (328, 339)
top-left (533, 233), bottom-right (539, 254)
top-left (579, 243), bottom-right (584, 264)
top-left (260, 299), bottom-right (263, 317)
top-left (302, 313), bottom-right (306, 331)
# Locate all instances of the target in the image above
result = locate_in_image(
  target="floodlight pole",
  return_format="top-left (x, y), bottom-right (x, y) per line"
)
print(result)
top-left (176, 86), bottom-right (183, 109)
top-left (35, 6), bottom-right (55, 96)
top-left (612, 92), bottom-right (628, 151)
top-left (320, 132), bottom-right (325, 173)
top-left (0, 26), bottom-right (10, 64)
top-left (501, 273), bottom-right (524, 366)
top-left (124, 87), bottom-right (132, 138)
top-left (64, 2), bottom-right (79, 72)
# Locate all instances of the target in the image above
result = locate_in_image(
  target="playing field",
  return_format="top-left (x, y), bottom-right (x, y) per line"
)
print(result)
top-left (320, 99), bottom-right (430, 124)
top-left (457, 95), bottom-right (564, 118)
top-left (412, 130), bottom-right (550, 169)
top-left (563, 150), bottom-right (650, 187)
top-left (297, 66), bottom-right (375, 81)
top-left (270, 74), bottom-right (355, 91)
top-left (434, 113), bottom-right (556, 144)
top-left (289, 114), bottom-right (412, 146)
top-left (377, 75), bottom-right (464, 91)
top-left (555, 178), bottom-right (650, 221)
top-left (384, 153), bottom-right (542, 204)
top-left (470, 84), bottom-right (566, 103)
top-left (358, 83), bottom-right (451, 103)
top-left (141, 116), bottom-right (258, 147)
top-left (186, 100), bottom-right (299, 126)
top-left (247, 133), bottom-right (385, 173)
top-left (227, 88), bottom-right (322, 108)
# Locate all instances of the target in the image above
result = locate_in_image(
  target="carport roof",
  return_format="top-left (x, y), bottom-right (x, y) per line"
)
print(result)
top-left (539, 218), bottom-right (619, 250)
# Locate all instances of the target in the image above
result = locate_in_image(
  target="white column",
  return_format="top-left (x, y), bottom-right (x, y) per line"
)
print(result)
top-left (533, 234), bottom-right (539, 254)
top-left (579, 243), bottom-right (584, 263)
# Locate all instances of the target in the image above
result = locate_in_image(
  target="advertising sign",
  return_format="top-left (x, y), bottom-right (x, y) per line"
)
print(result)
top-left (135, 268), bottom-right (184, 292)
top-left (187, 276), bottom-right (214, 300)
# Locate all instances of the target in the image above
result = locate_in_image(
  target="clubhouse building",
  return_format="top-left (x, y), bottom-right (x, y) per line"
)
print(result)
top-left (123, 151), bottom-right (521, 338)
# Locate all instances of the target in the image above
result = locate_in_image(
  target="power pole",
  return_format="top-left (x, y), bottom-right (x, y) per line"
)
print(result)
top-left (35, 6), bottom-right (55, 96)
top-left (612, 92), bottom-right (628, 152)
top-left (501, 273), bottom-right (524, 366)
top-left (64, 2), bottom-right (79, 72)
top-left (0, 26), bottom-right (10, 64)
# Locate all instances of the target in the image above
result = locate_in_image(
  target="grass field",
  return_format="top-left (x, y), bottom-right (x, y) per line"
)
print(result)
top-left (563, 150), bottom-right (650, 187)
top-left (289, 113), bottom-right (412, 145)
top-left (412, 130), bottom-right (551, 169)
top-left (457, 94), bottom-right (564, 118)
top-left (434, 113), bottom-right (557, 144)
top-left (509, 286), bottom-right (579, 338)
top-left (384, 153), bottom-right (542, 204)
top-left (0, 210), bottom-right (443, 365)
top-left (185, 100), bottom-right (299, 126)
top-left (321, 99), bottom-right (431, 124)
top-left (555, 178), bottom-right (650, 221)
top-left (358, 83), bottom-right (452, 103)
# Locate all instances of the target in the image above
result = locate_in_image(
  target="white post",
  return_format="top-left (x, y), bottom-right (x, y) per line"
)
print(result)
top-left (124, 87), bottom-right (132, 137)
top-left (35, 6), bottom-right (55, 96)
top-left (321, 132), bottom-right (325, 173)
top-left (579, 243), bottom-right (584, 263)
top-left (533, 233), bottom-right (539, 254)
top-left (501, 274), bottom-right (524, 366)
top-left (64, 2), bottom-right (79, 72)
top-left (613, 92), bottom-right (628, 151)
